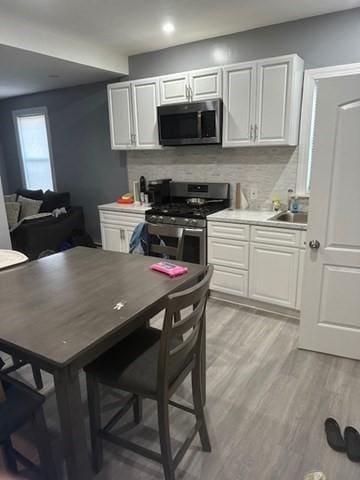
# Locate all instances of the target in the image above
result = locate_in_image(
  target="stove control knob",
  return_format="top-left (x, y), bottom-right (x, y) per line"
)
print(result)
top-left (150, 215), bottom-right (157, 221)
top-left (190, 219), bottom-right (198, 226)
top-left (170, 217), bottom-right (176, 223)
top-left (159, 216), bottom-right (163, 222)
top-left (184, 218), bottom-right (190, 224)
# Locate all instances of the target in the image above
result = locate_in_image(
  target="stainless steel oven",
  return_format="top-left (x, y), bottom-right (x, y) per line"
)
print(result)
top-left (157, 99), bottom-right (222, 146)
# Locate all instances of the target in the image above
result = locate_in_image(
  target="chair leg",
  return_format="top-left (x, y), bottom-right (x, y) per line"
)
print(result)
top-left (1, 437), bottom-right (18, 473)
top-left (32, 409), bottom-right (58, 480)
top-left (133, 395), bottom-right (143, 425)
top-left (157, 397), bottom-right (175, 480)
top-left (32, 366), bottom-right (44, 390)
top-left (86, 372), bottom-right (103, 473)
top-left (191, 363), bottom-right (211, 452)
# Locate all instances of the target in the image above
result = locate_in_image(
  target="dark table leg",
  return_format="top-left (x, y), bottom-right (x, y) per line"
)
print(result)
top-left (54, 367), bottom-right (93, 480)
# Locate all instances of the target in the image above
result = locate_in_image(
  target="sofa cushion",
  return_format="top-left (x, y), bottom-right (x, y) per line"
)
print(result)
top-left (5, 202), bottom-right (21, 228)
top-left (4, 194), bottom-right (17, 203)
top-left (40, 190), bottom-right (71, 213)
top-left (18, 195), bottom-right (43, 220)
top-left (16, 188), bottom-right (43, 201)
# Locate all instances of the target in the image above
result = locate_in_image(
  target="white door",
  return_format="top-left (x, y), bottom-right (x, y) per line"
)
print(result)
top-left (255, 57), bottom-right (291, 145)
top-left (299, 74), bottom-right (360, 359)
top-left (159, 73), bottom-right (189, 104)
top-left (132, 78), bottom-right (161, 149)
top-left (296, 249), bottom-right (305, 310)
top-left (249, 243), bottom-right (299, 307)
top-left (107, 83), bottom-right (134, 149)
top-left (101, 224), bottom-right (127, 252)
top-left (222, 62), bottom-right (257, 147)
top-left (189, 67), bottom-right (222, 101)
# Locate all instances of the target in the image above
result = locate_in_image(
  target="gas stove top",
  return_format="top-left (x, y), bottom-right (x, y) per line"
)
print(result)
top-left (145, 182), bottom-right (230, 228)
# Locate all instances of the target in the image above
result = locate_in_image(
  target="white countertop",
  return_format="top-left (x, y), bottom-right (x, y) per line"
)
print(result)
top-left (98, 202), bottom-right (151, 214)
top-left (208, 209), bottom-right (307, 230)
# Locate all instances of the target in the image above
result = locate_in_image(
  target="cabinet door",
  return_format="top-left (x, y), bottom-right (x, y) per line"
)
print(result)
top-left (160, 73), bottom-right (189, 104)
top-left (296, 249), bottom-right (305, 310)
top-left (101, 224), bottom-right (127, 252)
top-left (211, 265), bottom-right (248, 297)
top-left (189, 67), bottom-right (222, 101)
top-left (222, 62), bottom-right (257, 147)
top-left (255, 55), bottom-right (303, 146)
top-left (107, 83), bottom-right (133, 149)
top-left (132, 78), bottom-right (161, 149)
top-left (249, 243), bottom-right (299, 307)
top-left (208, 237), bottom-right (249, 269)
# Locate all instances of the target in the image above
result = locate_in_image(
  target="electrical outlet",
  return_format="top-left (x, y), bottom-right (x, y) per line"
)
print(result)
top-left (249, 187), bottom-right (258, 200)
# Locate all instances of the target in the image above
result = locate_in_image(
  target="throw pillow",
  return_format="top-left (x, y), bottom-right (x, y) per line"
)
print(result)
top-left (40, 190), bottom-right (71, 212)
top-left (5, 202), bottom-right (21, 228)
top-left (16, 188), bottom-right (44, 201)
top-left (4, 194), bottom-right (17, 203)
top-left (18, 195), bottom-right (43, 220)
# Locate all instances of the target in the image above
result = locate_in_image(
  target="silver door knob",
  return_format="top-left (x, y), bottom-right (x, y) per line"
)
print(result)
top-left (309, 240), bottom-right (320, 250)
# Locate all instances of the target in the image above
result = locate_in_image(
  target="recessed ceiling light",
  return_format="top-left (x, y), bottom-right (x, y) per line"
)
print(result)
top-left (162, 22), bottom-right (175, 34)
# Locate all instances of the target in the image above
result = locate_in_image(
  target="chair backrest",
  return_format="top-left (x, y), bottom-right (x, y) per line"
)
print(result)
top-left (157, 265), bottom-right (213, 391)
top-left (148, 223), bottom-right (184, 261)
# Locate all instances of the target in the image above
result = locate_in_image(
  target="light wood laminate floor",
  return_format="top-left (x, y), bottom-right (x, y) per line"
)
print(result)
top-left (3, 298), bottom-right (360, 479)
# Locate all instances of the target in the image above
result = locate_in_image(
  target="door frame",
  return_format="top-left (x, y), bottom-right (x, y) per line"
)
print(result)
top-left (296, 62), bottom-right (360, 195)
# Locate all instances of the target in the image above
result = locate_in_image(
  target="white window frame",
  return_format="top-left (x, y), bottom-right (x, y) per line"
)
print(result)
top-left (296, 62), bottom-right (360, 195)
top-left (12, 106), bottom-right (57, 191)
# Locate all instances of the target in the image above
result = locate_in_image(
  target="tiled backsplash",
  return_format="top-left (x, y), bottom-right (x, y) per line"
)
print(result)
top-left (127, 146), bottom-right (299, 210)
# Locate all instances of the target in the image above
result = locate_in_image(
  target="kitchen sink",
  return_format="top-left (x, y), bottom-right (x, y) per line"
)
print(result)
top-left (269, 211), bottom-right (308, 224)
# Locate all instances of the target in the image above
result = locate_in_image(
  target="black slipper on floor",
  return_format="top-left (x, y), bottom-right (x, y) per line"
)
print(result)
top-left (324, 418), bottom-right (346, 452)
top-left (344, 426), bottom-right (360, 462)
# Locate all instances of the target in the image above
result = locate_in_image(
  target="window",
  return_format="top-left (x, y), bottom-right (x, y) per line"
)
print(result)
top-left (13, 107), bottom-right (55, 191)
top-left (296, 63), bottom-right (360, 194)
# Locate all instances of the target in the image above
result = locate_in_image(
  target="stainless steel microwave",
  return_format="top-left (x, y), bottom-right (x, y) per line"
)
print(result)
top-left (157, 99), bottom-right (222, 146)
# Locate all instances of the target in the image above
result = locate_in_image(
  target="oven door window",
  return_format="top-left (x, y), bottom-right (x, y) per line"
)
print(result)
top-left (201, 110), bottom-right (216, 138)
top-left (160, 113), bottom-right (199, 140)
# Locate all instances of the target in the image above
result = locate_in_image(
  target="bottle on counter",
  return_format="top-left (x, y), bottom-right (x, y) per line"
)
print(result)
top-left (139, 176), bottom-right (146, 204)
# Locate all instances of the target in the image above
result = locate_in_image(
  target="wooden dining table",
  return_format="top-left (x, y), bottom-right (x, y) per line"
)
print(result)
top-left (0, 247), bottom-right (206, 480)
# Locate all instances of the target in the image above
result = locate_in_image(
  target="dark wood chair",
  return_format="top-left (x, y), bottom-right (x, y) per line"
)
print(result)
top-left (0, 371), bottom-right (57, 479)
top-left (85, 265), bottom-right (213, 480)
top-left (1, 357), bottom-right (43, 390)
top-left (148, 223), bottom-right (184, 260)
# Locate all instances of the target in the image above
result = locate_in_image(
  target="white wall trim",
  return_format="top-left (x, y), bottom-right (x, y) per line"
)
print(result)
top-left (12, 106), bottom-right (57, 191)
top-left (296, 62), bottom-right (360, 195)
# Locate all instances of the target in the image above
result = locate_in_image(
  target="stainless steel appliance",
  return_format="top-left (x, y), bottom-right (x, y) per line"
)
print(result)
top-left (157, 99), bottom-right (222, 146)
top-left (145, 182), bottom-right (230, 264)
top-left (147, 178), bottom-right (172, 205)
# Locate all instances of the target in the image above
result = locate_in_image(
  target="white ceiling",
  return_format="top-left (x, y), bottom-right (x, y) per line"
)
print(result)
top-left (1, 0), bottom-right (359, 58)
top-left (0, 45), bottom-right (121, 100)
top-left (0, 0), bottom-right (359, 99)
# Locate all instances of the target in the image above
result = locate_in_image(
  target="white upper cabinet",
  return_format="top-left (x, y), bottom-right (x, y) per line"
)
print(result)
top-left (189, 67), bottom-right (222, 102)
top-left (255, 55), bottom-right (304, 146)
top-left (107, 82), bottom-right (133, 149)
top-left (223, 54), bottom-right (304, 147)
top-left (131, 78), bottom-right (161, 149)
top-left (223, 63), bottom-right (257, 147)
top-left (159, 73), bottom-right (189, 104)
top-left (159, 67), bottom-right (222, 104)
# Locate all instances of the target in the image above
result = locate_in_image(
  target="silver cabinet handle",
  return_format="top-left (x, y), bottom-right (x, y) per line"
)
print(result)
top-left (185, 85), bottom-right (189, 101)
top-left (130, 133), bottom-right (136, 145)
top-left (309, 240), bottom-right (320, 250)
top-left (254, 124), bottom-right (258, 142)
top-left (189, 86), bottom-right (193, 101)
top-left (250, 124), bottom-right (254, 141)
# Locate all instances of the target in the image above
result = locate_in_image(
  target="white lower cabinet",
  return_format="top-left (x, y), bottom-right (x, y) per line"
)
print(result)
top-left (99, 207), bottom-right (145, 253)
top-left (208, 220), bottom-right (305, 311)
top-left (212, 266), bottom-right (248, 297)
top-left (249, 243), bottom-right (299, 308)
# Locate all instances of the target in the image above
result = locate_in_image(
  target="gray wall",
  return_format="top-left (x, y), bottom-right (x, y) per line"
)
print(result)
top-left (0, 141), bottom-right (8, 194)
top-left (129, 8), bottom-right (360, 79)
top-left (0, 82), bottom-right (128, 242)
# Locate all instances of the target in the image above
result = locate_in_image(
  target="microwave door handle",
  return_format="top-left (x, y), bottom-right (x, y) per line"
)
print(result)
top-left (197, 111), bottom-right (202, 139)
